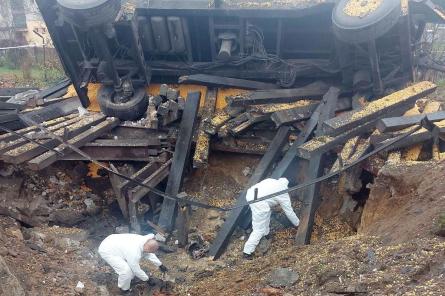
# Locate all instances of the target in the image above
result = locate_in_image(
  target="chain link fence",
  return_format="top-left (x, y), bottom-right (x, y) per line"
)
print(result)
top-left (0, 45), bottom-right (66, 89)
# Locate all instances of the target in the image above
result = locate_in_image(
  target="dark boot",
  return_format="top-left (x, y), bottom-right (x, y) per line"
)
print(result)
top-left (243, 252), bottom-right (253, 260)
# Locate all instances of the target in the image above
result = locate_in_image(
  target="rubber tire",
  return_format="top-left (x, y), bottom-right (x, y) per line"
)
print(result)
top-left (97, 85), bottom-right (148, 121)
top-left (57, 0), bottom-right (120, 28)
top-left (332, 0), bottom-right (401, 44)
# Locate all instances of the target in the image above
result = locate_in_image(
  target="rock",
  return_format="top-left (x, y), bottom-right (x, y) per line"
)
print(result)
top-left (54, 237), bottom-right (81, 252)
top-left (194, 269), bottom-right (214, 279)
top-left (8, 249), bottom-right (18, 257)
top-left (0, 246), bottom-right (7, 256)
top-left (0, 165), bottom-right (15, 177)
top-left (178, 265), bottom-right (188, 272)
top-left (7, 228), bottom-right (23, 241)
top-left (258, 237), bottom-right (272, 255)
top-left (175, 276), bottom-right (186, 284)
top-left (25, 241), bottom-right (46, 253)
top-left (0, 256), bottom-right (25, 295)
top-left (155, 233), bottom-right (166, 242)
top-left (115, 226), bottom-right (129, 234)
top-left (259, 287), bottom-right (283, 295)
top-left (84, 198), bottom-right (99, 215)
top-left (434, 213), bottom-right (445, 237)
top-left (22, 228), bottom-right (46, 243)
top-left (242, 167), bottom-right (252, 177)
top-left (345, 282), bottom-right (367, 293)
top-left (75, 281), bottom-right (85, 293)
top-left (207, 210), bottom-right (220, 220)
top-left (97, 285), bottom-right (109, 296)
top-left (50, 209), bottom-right (86, 226)
top-left (267, 268), bottom-right (299, 288)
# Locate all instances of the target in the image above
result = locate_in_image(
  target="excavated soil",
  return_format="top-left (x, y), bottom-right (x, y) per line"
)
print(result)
top-left (0, 154), bottom-right (444, 296)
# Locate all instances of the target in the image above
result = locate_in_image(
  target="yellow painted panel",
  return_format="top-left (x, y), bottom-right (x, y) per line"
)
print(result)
top-left (65, 83), bottom-right (249, 112)
top-left (64, 83), bottom-right (102, 112)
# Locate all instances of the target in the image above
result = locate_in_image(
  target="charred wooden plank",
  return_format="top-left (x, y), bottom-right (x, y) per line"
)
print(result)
top-left (296, 123), bottom-right (372, 160)
top-left (270, 93), bottom-right (330, 179)
top-left (0, 115), bottom-right (95, 155)
top-left (377, 127), bottom-right (431, 151)
top-left (230, 113), bottom-right (268, 135)
top-left (203, 111), bottom-right (231, 135)
top-left (120, 162), bottom-right (161, 194)
top-left (376, 111), bottom-right (445, 133)
top-left (129, 159), bottom-right (172, 203)
top-left (316, 87), bottom-right (340, 136)
top-left (229, 81), bottom-right (331, 107)
top-left (337, 137), bottom-right (371, 195)
top-left (0, 114), bottom-right (77, 143)
top-left (87, 139), bottom-right (162, 148)
top-left (271, 103), bottom-right (318, 126)
top-left (193, 89), bottom-right (217, 168)
top-left (0, 101), bottom-right (25, 110)
top-left (330, 136), bottom-right (360, 173)
top-left (158, 92), bottom-right (201, 231)
top-left (294, 154), bottom-right (323, 245)
top-left (28, 117), bottom-right (120, 170)
top-left (1, 114), bottom-right (106, 164)
top-left (270, 96), bottom-right (352, 127)
top-left (178, 74), bottom-right (279, 90)
top-left (211, 138), bottom-right (268, 155)
top-left (61, 150), bottom-right (169, 162)
top-left (322, 82), bottom-right (437, 136)
top-left (294, 86), bottom-right (340, 246)
top-left (218, 112), bottom-right (250, 137)
top-left (248, 101), bottom-right (316, 114)
top-left (209, 126), bottom-right (291, 260)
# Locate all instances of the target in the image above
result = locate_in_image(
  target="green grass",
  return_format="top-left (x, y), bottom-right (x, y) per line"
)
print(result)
top-left (0, 66), bottom-right (66, 88)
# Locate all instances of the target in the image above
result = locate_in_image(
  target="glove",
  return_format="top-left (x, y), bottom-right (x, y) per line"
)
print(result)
top-left (159, 265), bottom-right (168, 273)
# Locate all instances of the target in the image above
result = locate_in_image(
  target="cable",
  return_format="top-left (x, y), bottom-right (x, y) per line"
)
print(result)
top-left (0, 125), bottom-right (64, 156)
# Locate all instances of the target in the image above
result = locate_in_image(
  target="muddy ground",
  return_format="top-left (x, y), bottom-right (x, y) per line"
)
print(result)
top-left (0, 151), bottom-right (444, 296)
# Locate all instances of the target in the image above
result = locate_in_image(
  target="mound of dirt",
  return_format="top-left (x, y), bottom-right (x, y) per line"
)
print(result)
top-left (359, 160), bottom-right (445, 243)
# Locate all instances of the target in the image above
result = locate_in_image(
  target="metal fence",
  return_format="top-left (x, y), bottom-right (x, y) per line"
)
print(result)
top-left (0, 45), bottom-right (66, 89)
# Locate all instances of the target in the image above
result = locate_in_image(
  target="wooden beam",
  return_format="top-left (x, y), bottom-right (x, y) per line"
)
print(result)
top-left (1, 114), bottom-right (106, 164)
top-left (129, 159), bottom-right (172, 203)
top-left (228, 81), bottom-right (332, 107)
top-left (209, 126), bottom-right (291, 260)
top-left (0, 114), bottom-right (77, 143)
top-left (322, 81), bottom-right (437, 136)
top-left (295, 87), bottom-right (339, 245)
top-left (403, 101), bottom-right (440, 161)
top-left (28, 117), bottom-right (120, 170)
top-left (368, 39), bottom-right (384, 95)
top-left (178, 74), bottom-right (279, 90)
top-left (119, 161), bottom-right (161, 194)
top-left (193, 88), bottom-right (217, 168)
top-left (158, 92), bottom-right (201, 231)
top-left (0, 115), bottom-right (82, 154)
top-left (315, 87), bottom-right (340, 136)
top-left (376, 111), bottom-right (445, 133)
top-left (294, 154), bottom-right (323, 245)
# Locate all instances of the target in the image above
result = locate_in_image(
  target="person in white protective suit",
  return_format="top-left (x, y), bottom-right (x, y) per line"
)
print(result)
top-left (243, 177), bottom-right (300, 259)
top-left (98, 233), bottom-right (168, 291)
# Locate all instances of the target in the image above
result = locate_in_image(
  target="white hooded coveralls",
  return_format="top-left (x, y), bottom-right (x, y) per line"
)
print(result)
top-left (243, 178), bottom-right (300, 255)
top-left (98, 233), bottom-right (162, 291)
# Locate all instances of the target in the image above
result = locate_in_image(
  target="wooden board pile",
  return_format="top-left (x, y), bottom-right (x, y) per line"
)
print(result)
top-left (144, 84), bottom-right (185, 129)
